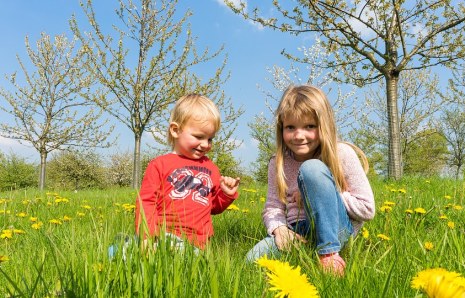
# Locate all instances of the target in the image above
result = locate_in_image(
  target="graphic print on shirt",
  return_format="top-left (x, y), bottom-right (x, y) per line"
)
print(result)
top-left (167, 166), bottom-right (212, 206)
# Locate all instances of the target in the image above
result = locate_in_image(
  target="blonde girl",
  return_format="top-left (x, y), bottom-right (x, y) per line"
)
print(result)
top-left (246, 85), bottom-right (375, 276)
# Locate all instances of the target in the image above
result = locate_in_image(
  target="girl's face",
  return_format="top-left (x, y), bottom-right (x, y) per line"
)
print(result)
top-left (282, 114), bottom-right (320, 161)
top-left (170, 118), bottom-right (216, 159)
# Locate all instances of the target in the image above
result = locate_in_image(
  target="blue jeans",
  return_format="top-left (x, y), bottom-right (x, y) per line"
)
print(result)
top-left (246, 159), bottom-right (353, 262)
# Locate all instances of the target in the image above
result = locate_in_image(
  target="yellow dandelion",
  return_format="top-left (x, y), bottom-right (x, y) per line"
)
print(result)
top-left (425, 180), bottom-right (430, 183)
top-left (362, 227), bottom-right (369, 239)
top-left (242, 188), bottom-right (257, 193)
top-left (0, 255), bottom-right (9, 263)
top-left (398, 188), bottom-right (407, 194)
top-left (81, 205), bottom-right (92, 210)
top-left (390, 188), bottom-right (397, 192)
top-left (47, 202), bottom-right (53, 206)
top-left (77, 212), bottom-right (86, 217)
top-left (0, 230), bottom-right (13, 239)
top-left (447, 221), bottom-right (455, 229)
top-left (122, 203), bottom-right (136, 212)
top-left (260, 197), bottom-right (266, 202)
top-left (257, 256), bottom-right (319, 298)
top-left (16, 212), bottom-right (27, 217)
top-left (29, 217), bottom-right (38, 222)
top-left (444, 195), bottom-right (452, 200)
top-left (49, 219), bottom-right (62, 225)
top-left (439, 215), bottom-right (448, 220)
top-left (453, 205), bottom-right (463, 210)
top-left (32, 222), bottom-right (43, 230)
top-left (241, 209), bottom-right (250, 213)
top-left (411, 268), bottom-right (465, 297)
top-left (227, 204), bottom-right (240, 211)
top-left (414, 207), bottom-right (427, 214)
top-left (424, 242), bottom-right (434, 251)
top-left (405, 209), bottom-right (414, 214)
top-left (377, 234), bottom-right (390, 241)
top-left (383, 201), bottom-right (396, 206)
top-left (22, 200), bottom-right (30, 205)
top-left (62, 215), bottom-right (72, 222)
top-left (380, 205), bottom-right (393, 213)
top-left (13, 229), bottom-right (25, 235)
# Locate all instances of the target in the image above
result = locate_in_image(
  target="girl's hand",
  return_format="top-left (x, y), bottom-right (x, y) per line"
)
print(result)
top-left (220, 176), bottom-right (240, 197)
top-left (273, 226), bottom-right (307, 251)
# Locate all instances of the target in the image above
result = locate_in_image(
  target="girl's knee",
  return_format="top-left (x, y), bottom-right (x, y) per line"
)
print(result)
top-left (299, 159), bottom-right (329, 178)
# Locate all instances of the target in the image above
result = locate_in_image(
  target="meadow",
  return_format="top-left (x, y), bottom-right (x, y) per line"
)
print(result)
top-left (0, 177), bottom-right (464, 297)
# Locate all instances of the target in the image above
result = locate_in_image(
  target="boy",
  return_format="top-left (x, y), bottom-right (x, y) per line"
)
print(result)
top-left (135, 94), bottom-right (240, 249)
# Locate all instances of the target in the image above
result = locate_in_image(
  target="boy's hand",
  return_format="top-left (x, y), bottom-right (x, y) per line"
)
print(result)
top-left (220, 176), bottom-right (240, 197)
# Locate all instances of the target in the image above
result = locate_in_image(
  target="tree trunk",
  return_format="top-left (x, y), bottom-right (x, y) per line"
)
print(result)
top-left (132, 134), bottom-right (142, 189)
top-left (386, 75), bottom-right (403, 179)
top-left (39, 151), bottom-right (47, 190)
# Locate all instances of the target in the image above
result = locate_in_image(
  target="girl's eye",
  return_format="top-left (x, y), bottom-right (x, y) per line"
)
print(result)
top-left (306, 124), bottom-right (317, 129)
top-left (284, 125), bottom-right (295, 130)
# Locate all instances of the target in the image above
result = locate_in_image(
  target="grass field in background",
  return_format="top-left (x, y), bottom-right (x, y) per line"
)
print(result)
top-left (0, 177), bottom-right (464, 297)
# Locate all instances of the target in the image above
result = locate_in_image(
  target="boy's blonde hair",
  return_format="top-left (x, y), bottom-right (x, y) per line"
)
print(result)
top-left (274, 85), bottom-right (368, 203)
top-left (167, 94), bottom-right (221, 148)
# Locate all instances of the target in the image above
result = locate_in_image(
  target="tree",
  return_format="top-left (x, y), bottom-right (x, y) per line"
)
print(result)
top-left (0, 151), bottom-right (38, 190)
top-left (70, 0), bottom-right (236, 188)
top-left (403, 129), bottom-right (448, 176)
top-left (350, 69), bottom-right (448, 176)
top-left (0, 33), bottom-right (112, 190)
top-left (47, 150), bottom-right (106, 190)
top-left (440, 108), bottom-right (465, 179)
top-left (227, 0), bottom-right (465, 179)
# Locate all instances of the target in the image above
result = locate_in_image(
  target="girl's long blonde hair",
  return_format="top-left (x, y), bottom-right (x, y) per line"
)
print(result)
top-left (274, 85), bottom-right (368, 203)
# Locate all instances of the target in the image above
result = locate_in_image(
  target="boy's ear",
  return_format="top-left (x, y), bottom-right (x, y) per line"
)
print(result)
top-left (169, 122), bottom-right (180, 138)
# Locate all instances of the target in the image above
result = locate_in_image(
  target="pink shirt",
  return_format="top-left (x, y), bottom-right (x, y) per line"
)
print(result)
top-left (263, 142), bottom-right (375, 236)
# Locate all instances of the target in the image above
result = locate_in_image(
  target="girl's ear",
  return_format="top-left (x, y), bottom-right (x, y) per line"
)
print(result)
top-left (169, 122), bottom-right (180, 138)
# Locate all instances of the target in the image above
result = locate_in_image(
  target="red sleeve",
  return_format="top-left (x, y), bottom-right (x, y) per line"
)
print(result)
top-left (135, 159), bottom-right (161, 237)
top-left (211, 191), bottom-right (238, 214)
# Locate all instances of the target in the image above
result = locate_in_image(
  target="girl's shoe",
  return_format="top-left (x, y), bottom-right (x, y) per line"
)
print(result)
top-left (319, 253), bottom-right (346, 276)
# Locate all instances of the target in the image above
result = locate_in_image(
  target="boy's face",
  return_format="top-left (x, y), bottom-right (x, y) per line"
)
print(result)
top-left (170, 118), bottom-right (216, 159)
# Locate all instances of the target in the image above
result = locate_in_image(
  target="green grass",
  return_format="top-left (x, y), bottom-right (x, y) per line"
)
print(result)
top-left (0, 177), bottom-right (464, 297)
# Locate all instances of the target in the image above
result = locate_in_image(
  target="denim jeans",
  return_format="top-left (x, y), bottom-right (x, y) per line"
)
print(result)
top-left (245, 159), bottom-right (353, 262)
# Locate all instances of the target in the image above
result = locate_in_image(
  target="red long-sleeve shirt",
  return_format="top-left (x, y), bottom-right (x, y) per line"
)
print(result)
top-left (135, 153), bottom-right (237, 248)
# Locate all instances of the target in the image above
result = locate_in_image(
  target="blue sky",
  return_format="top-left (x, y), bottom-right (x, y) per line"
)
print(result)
top-left (0, 0), bottom-right (314, 169)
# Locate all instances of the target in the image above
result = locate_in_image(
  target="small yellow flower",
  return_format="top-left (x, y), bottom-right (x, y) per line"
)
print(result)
top-left (13, 229), bottom-right (25, 234)
top-left (383, 201), bottom-right (396, 206)
top-left (0, 230), bottom-right (13, 239)
top-left (362, 227), bottom-right (369, 239)
top-left (380, 205), bottom-right (393, 213)
top-left (439, 214), bottom-right (448, 220)
top-left (32, 222), bottom-right (43, 230)
top-left (405, 209), bottom-right (414, 214)
top-left (29, 216), bottom-right (38, 222)
top-left (0, 255), bottom-right (9, 263)
top-left (62, 215), bottom-right (72, 221)
top-left (49, 219), bottom-right (62, 225)
top-left (398, 188), bottom-right (407, 194)
top-left (447, 221), bottom-right (455, 229)
top-left (377, 234), bottom-right (390, 241)
top-left (453, 205), bottom-right (463, 210)
top-left (444, 195), bottom-right (452, 200)
top-left (424, 242), bottom-right (434, 251)
top-left (77, 212), bottom-right (86, 217)
top-left (242, 188), bottom-right (257, 193)
top-left (414, 207), bottom-right (426, 214)
top-left (227, 204), bottom-right (240, 211)
top-left (260, 197), bottom-right (266, 202)
top-left (81, 205), bottom-right (92, 210)
top-left (16, 212), bottom-right (27, 217)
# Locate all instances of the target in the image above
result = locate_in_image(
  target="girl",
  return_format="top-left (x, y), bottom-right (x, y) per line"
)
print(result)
top-left (246, 85), bottom-right (375, 276)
